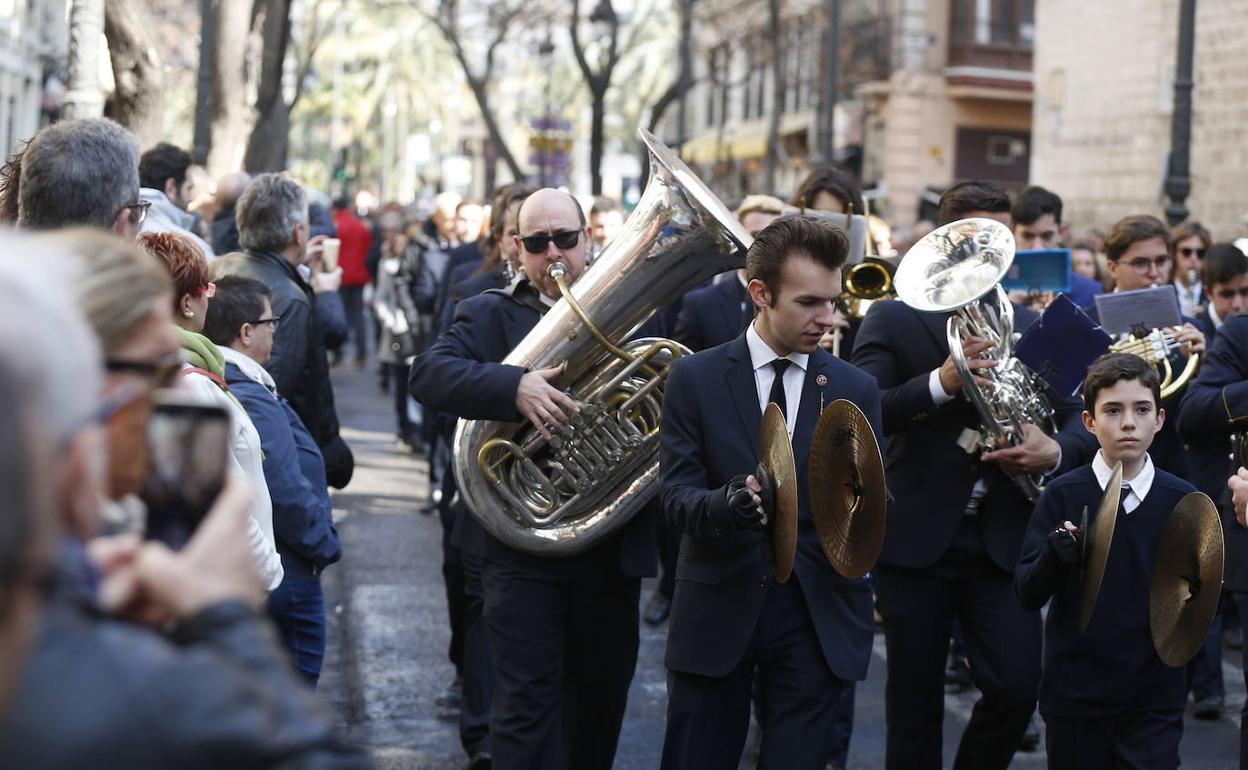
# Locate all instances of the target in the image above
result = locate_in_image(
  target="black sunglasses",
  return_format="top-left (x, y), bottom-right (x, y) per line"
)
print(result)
top-left (1179, 247), bottom-right (1207, 258)
top-left (520, 230), bottom-right (581, 254)
top-left (105, 354), bottom-right (182, 387)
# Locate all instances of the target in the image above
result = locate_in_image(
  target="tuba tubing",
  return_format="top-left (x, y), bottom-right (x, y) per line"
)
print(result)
top-left (452, 128), bottom-right (752, 556)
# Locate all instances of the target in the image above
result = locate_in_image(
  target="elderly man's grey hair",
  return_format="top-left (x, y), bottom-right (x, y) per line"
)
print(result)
top-left (236, 173), bottom-right (308, 254)
top-left (16, 118), bottom-right (140, 231)
top-left (0, 236), bottom-right (103, 445)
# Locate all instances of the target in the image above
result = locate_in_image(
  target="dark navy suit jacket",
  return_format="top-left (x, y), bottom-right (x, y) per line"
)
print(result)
top-left (1178, 313), bottom-right (1248, 591)
top-left (409, 284), bottom-right (657, 577)
top-left (659, 333), bottom-right (880, 680)
top-left (852, 299), bottom-right (1097, 572)
top-left (673, 276), bottom-right (750, 353)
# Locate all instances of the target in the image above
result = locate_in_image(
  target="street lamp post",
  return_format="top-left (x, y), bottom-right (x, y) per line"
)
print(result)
top-left (1164, 0), bottom-right (1197, 227)
top-left (538, 36), bottom-right (555, 187)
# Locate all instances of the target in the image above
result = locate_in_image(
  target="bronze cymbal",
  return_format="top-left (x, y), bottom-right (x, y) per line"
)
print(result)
top-left (809, 399), bottom-right (887, 579)
top-left (1150, 492), bottom-right (1225, 667)
top-left (757, 403), bottom-right (798, 583)
top-left (1079, 461), bottom-right (1122, 632)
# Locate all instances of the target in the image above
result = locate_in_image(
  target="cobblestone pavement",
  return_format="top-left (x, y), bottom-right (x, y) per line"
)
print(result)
top-left (320, 359), bottom-right (1242, 769)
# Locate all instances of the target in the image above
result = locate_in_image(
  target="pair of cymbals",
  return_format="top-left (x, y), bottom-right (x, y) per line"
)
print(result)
top-left (756, 400), bottom-right (888, 583)
top-left (1077, 467), bottom-right (1224, 667)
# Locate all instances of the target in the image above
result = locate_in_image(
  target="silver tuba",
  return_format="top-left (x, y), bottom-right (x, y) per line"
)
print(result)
top-left (452, 128), bottom-right (752, 556)
top-left (893, 218), bottom-right (1056, 501)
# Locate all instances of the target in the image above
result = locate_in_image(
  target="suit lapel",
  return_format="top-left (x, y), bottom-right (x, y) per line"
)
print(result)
top-left (793, 353), bottom-right (827, 462)
top-left (725, 334), bottom-right (762, 458)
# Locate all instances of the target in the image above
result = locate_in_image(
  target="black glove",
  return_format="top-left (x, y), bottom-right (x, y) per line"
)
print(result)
top-left (1045, 525), bottom-right (1081, 567)
top-left (706, 475), bottom-right (767, 535)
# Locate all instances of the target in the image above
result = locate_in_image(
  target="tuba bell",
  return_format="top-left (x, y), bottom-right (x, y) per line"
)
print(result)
top-left (452, 128), bottom-right (752, 556)
top-left (893, 217), bottom-right (1057, 501)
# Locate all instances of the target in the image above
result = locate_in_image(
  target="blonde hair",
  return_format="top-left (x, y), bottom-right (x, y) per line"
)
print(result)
top-left (44, 230), bottom-right (173, 355)
top-left (735, 194), bottom-right (786, 223)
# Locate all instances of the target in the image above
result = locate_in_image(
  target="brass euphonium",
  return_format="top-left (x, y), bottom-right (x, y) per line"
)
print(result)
top-left (893, 217), bottom-right (1056, 501)
top-left (451, 129), bottom-right (752, 556)
top-left (1109, 327), bottom-right (1199, 399)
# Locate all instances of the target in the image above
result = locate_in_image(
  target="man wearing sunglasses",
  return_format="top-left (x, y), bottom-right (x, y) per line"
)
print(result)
top-left (410, 187), bottom-right (655, 770)
top-left (1192, 243), bottom-right (1248, 339)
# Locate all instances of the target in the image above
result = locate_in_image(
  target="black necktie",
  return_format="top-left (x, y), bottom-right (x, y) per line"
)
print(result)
top-left (768, 359), bottom-right (791, 418)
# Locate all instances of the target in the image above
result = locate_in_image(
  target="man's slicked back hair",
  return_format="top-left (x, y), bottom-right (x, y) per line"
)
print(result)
top-left (746, 215), bottom-right (850, 303)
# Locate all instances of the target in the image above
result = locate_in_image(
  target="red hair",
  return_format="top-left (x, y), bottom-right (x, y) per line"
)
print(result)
top-left (138, 231), bottom-right (210, 305)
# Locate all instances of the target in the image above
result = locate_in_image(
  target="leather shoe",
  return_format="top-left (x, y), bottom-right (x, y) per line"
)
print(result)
top-left (436, 676), bottom-right (463, 710)
top-left (466, 752), bottom-right (492, 770)
top-left (643, 593), bottom-right (671, 625)
top-left (1018, 717), bottom-right (1040, 752)
top-left (1193, 695), bottom-right (1224, 720)
top-left (945, 655), bottom-right (972, 693)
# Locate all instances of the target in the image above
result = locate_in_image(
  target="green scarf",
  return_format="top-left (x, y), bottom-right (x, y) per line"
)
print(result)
top-left (177, 326), bottom-right (245, 412)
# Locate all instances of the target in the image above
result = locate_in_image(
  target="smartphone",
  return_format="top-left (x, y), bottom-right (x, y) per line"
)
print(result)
top-left (139, 392), bottom-right (231, 549)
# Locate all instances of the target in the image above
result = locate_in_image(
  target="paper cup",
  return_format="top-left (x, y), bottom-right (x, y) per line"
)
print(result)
top-left (321, 238), bottom-right (341, 271)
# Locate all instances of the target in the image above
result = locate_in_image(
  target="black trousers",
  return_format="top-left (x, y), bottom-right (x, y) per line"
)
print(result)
top-left (1235, 591), bottom-right (1248, 770)
top-left (438, 503), bottom-right (466, 677)
top-left (337, 284), bottom-right (368, 362)
top-left (875, 516), bottom-right (1041, 770)
top-left (656, 508), bottom-right (679, 601)
top-left (661, 578), bottom-right (853, 770)
top-left (1044, 710), bottom-right (1183, 769)
top-left (459, 551), bottom-right (492, 757)
top-left (482, 555), bottom-right (641, 770)
top-left (1186, 600), bottom-right (1225, 702)
top-left (388, 362), bottom-right (415, 439)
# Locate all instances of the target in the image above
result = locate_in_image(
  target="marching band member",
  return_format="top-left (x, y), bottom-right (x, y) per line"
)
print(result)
top-left (658, 216), bottom-right (882, 769)
top-left (409, 188), bottom-right (655, 770)
top-left (1180, 308), bottom-right (1248, 756)
top-left (851, 181), bottom-right (1097, 769)
top-left (1017, 353), bottom-right (1197, 768)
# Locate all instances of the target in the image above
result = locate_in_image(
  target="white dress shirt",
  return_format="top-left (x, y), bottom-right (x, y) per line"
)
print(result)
top-left (1091, 449), bottom-right (1154, 514)
top-left (746, 320), bottom-right (808, 437)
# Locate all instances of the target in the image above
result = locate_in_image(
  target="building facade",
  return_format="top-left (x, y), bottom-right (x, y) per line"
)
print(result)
top-left (0, 0), bottom-right (66, 160)
top-left (673, 0), bottom-right (1034, 228)
top-left (1031, 0), bottom-right (1248, 239)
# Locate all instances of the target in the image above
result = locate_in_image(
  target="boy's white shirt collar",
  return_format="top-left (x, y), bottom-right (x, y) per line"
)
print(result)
top-left (1091, 449), bottom-right (1154, 514)
top-left (219, 346), bottom-right (278, 393)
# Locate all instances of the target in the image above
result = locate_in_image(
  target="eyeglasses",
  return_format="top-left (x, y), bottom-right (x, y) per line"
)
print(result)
top-left (105, 354), bottom-right (182, 387)
top-left (519, 230), bottom-right (581, 254)
top-left (1179, 247), bottom-right (1207, 259)
top-left (248, 315), bottom-right (281, 329)
top-left (1216, 287), bottom-right (1248, 300)
top-left (117, 200), bottom-right (152, 226)
top-left (1120, 255), bottom-right (1171, 273)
